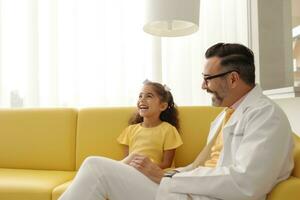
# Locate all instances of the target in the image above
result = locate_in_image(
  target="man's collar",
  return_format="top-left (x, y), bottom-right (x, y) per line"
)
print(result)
top-left (230, 93), bottom-right (247, 110)
top-left (221, 85), bottom-right (263, 128)
top-left (229, 84), bottom-right (260, 110)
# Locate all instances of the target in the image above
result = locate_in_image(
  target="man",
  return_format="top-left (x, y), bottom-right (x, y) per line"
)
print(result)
top-left (151, 43), bottom-right (294, 200)
top-left (59, 43), bottom-right (294, 200)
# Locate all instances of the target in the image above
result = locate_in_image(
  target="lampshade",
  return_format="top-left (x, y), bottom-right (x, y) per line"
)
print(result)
top-left (143, 0), bottom-right (200, 37)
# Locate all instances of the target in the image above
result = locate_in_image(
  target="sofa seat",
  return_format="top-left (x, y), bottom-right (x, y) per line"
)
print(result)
top-left (52, 181), bottom-right (72, 200)
top-left (267, 176), bottom-right (300, 200)
top-left (0, 168), bottom-right (75, 200)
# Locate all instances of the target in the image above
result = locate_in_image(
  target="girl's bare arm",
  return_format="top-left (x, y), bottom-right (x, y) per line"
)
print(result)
top-left (157, 149), bottom-right (176, 169)
top-left (121, 146), bottom-right (132, 164)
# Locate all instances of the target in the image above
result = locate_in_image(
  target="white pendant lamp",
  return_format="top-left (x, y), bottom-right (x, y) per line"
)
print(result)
top-left (144, 0), bottom-right (200, 37)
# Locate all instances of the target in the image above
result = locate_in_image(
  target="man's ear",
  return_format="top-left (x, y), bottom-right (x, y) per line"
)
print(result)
top-left (160, 102), bottom-right (168, 111)
top-left (230, 71), bottom-right (240, 88)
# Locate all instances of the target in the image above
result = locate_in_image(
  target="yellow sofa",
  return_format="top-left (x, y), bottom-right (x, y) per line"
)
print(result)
top-left (0, 107), bottom-right (299, 200)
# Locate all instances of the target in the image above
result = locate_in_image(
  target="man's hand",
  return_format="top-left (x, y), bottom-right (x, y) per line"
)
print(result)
top-left (128, 154), bottom-right (164, 184)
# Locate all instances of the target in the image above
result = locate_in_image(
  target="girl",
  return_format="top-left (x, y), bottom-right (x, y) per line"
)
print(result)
top-left (59, 80), bottom-right (182, 200)
top-left (118, 80), bottom-right (182, 169)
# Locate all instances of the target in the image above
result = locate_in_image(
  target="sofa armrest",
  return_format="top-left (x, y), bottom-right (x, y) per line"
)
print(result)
top-left (267, 176), bottom-right (300, 200)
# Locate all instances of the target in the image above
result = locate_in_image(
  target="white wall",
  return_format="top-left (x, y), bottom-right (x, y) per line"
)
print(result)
top-left (275, 97), bottom-right (300, 136)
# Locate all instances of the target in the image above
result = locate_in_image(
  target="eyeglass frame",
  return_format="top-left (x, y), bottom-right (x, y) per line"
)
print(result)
top-left (202, 70), bottom-right (239, 85)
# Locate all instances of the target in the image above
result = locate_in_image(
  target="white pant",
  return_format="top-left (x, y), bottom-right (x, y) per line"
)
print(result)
top-left (58, 156), bottom-right (158, 200)
top-left (58, 156), bottom-right (216, 200)
top-left (157, 178), bottom-right (217, 200)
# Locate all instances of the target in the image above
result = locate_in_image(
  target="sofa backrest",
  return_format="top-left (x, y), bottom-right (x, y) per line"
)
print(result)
top-left (0, 108), bottom-right (77, 170)
top-left (75, 106), bottom-right (223, 169)
top-left (76, 107), bottom-right (134, 169)
top-left (174, 106), bottom-right (223, 167)
top-left (0, 107), bottom-right (298, 174)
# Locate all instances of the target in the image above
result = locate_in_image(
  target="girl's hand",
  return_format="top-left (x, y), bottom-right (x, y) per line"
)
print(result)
top-left (121, 153), bottom-right (135, 164)
top-left (128, 154), bottom-right (164, 184)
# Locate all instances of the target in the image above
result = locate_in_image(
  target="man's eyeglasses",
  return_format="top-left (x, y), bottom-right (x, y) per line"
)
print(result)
top-left (202, 70), bottom-right (238, 85)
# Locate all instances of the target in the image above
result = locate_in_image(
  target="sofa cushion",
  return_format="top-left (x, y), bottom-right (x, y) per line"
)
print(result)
top-left (175, 106), bottom-right (222, 167)
top-left (0, 168), bottom-right (75, 200)
top-left (292, 134), bottom-right (300, 178)
top-left (76, 107), bottom-right (134, 169)
top-left (0, 109), bottom-right (77, 170)
top-left (267, 176), bottom-right (300, 200)
top-left (52, 180), bottom-right (72, 200)
top-left (75, 106), bottom-right (223, 169)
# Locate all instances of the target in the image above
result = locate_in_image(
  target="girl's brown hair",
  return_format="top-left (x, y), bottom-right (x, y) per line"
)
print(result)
top-left (128, 80), bottom-right (180, 130)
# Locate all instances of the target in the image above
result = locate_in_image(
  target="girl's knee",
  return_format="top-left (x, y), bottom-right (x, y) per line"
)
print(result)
top-left (81, 156), bottom-right (101, 167)
top-left (81, 156), bottom-right (115, 169)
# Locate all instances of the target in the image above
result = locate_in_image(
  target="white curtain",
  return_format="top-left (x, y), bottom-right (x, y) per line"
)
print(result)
top-left (0, 0), bottom-right (249, 108)
top-left (161, 0), bottom-right (249, 106)
top-left (0, 0), bottom-right (155, 108)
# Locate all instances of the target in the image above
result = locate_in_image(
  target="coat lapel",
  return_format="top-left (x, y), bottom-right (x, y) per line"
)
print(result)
top-left (219, 85), bottom-right (264, 166)
top-left (207, 112), bottom-right (225, 143)
top-left (191, 111), bottom-right (225, 168)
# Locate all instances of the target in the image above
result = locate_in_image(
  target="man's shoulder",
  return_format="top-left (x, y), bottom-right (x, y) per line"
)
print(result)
top-left (248, 94), bottom-right (282, 112)
top-left (244, 95), bottom-right (289, 123)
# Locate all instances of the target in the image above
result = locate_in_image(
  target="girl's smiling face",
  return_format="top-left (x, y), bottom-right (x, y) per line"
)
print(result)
top-left (137, 84), bottom-right (167, 119)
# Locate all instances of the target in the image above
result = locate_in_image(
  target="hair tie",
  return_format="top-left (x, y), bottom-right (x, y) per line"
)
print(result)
top-left (143, 79), bottom-right (150, 84)
top-left (163, 84), bottom-right (171, 92)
